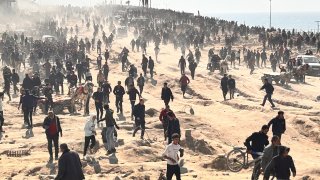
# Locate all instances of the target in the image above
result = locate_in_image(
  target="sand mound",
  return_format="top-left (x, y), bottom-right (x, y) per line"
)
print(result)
top-left (183, 130), bottom-right (216, 155)
top-left (202, 155), bottom-right (227, 170)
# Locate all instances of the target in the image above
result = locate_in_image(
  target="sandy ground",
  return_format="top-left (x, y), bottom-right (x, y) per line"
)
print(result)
top-left (0, 16), bottom-right (320, 180)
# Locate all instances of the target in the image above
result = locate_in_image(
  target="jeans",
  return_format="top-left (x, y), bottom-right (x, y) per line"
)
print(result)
top-left (133, 120), bottom-right (145, 138)
top-left (262, 93), bottom-right (275, 107)
top-left (106, 126), bottom-right (115, 151)
top-left (95, 102), bottom-right (103, 120)
top-left (115, 96), bottom-right (123, 113)
top-left (23, 108), bottom-right (33, 127)
top-left (138, 85), bottom-right (144, 95)
top-left (84, 135), bottom-right (96, 156)
top-left (166, 164), bottom-right (181, 180)
top-left (251, 158), bottom-right (261, 180)
top-left (47, 134), bottom-right (59, 158)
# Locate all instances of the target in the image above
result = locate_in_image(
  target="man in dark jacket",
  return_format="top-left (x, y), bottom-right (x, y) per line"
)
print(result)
top-left (113, 81), bottom-right (125, 114)
top-left (244, 125), bottom-right (269, 180)
top-left (264, 146), bottom-right (296, 180)
top-left (22, 74), bottom-right (34, 91)
top-left (98, 105), bottom-right (120, 154)
top-left (92, 87), bottom-right (104, 120)
top-left (137, 73), bottom-right (145, 95)
top-left (148, 56), bottom-right (155, 78)
top-left (221, 74), bottom-right (228, 101)
top-left (227, 75), bottom-right (236, 99)
top-left (268, 111), bottom-right (286, 139)
top-left (11, 69), bottom-right (20, 95)
top-left (133, 99), bottom-right (145, 139)
top-left (101, 81), bottom-right (112, 105)
top-left (260, 79), bottom-right (275, 108)
top-left (127, 85), bottom-right (140, 117)
top-left (43, 111), bottom-right (62, 162)
top-left (166, 111), bottom-right (181, 144)
top-left (55, 143), bottom-right (84, 180)
top-left (19, 90), bottom-right (43, 128)
top-left (56, 70), bottom-right (65, 94)
top-left (161, 83), bottom-right (174, 106)
top-left (141, 54), bottom-right (148, 76)
top-left (189, 60), bottom-right (197, 80)
top-left (178, 56), bottom-right (186, 75)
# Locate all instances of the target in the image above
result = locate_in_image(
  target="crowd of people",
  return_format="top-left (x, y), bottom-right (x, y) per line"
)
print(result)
top-left (0, 3), bottom-right (315, 179)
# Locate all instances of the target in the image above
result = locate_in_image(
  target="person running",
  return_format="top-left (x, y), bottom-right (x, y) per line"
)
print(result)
top-left (83, 114), bottom-right (97, 158)
top-left (19, 90), bottom-right (43, 128)
top-left (244, 125), bottom-right (270, 180)
top-left (161, 83), bottom-right (174, 106)
top-left (11, 69), bottom-right (20, 95)
top-left (268, 111), bottom-right (286, 139)
top-left (43, 111), bottom-right (62, 162)
top-left (263, 146), bottom-right (296, 180)
top-left (113, 81), bottom-right (125, 114)
top-left (98, 105), bottom-right (120, 155)
top-left (55, 143), bottom-right (85, 180)
top-left (92, 87), bottom-right (104, 121)
top-left (221, 74), bottom-right (228, 101)
top-left (162, 133), bottom-right (183, 180)
top-left (133, 99), bottom-right (146, 139)
top-left (101, 81), bottom-right (112, 105)
top-left (228, 75), bottom-right (236, 99)
top-left (260, 79), bottom-right (275, 108)
top-left (179, 74), bottom-right (190, 97)
top-left (166, 111), bottom-right (181, 144)
top-left (261, 136), bottom-right (281, 176)
top-left (141, 54), bottom-right (148, 76)
top-left (148, 56), bottom-right (155, 78)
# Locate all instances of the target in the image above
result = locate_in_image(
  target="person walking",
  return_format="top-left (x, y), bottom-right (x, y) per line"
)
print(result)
top-left (11, 69), bottom-right (20, 95)
top-left (92, 87), bottom-right (104, 121)
top-left (166, 111), bottom-right (181, 144)
top-left (263, 146), bottom-right (296, 180)
top-left (0, 92), bottom-right (4, 132)
top-left (98, 105), bottom-right (120, 155)
top-left (148, 56), bottom-right (155, 78)
top-left (19, 90), bottom-right (43, 128)
top-left (227, 75), bottom-right (236, 99)
top-left (113, 81), bottom-right (125, 114)
top-left (43, 111), bottom-right (63, 162)
top-left (133, 99), bottom-right (146, 139)
top-left (159, 105), bottom-right (175, 141)
top-left (55, 143), bottom-right (85, 180)
top-left (221, 74), bottom-right (228, 101)
top-left (260, 79), bottom-right (275, 108)
top-left (127, 85), bottom-right (140, 117)
top-left (162, 133), bottom-right (183, 180)
top-left (141, 54), bottom-right (148, 76)
top-left (83, 115), bottom-right (96, 158)
top-left (101, 81), bottom-right (112, 105)
top-left (178, 56), bottom-right (186, 75)
top-left (161, 83), bottom-right (174, 106)
top-left (244, 125), bottom-right (270, 180)
top-left (137, 73), bottom-right (145, 95)
top-left (268, 111), bottom-right (286, 139)
top-left (179, 74), bottom-right (190, 97)
top-left (261, 136), bottom-right (281, 175)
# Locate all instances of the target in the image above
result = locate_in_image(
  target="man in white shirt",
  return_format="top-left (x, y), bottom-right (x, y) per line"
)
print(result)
top-left (162, 133), bottom-right (183, 180)
top-left (83, 114), bottom-right (96, 158)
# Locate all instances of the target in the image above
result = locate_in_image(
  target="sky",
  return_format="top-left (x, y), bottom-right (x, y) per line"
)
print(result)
top-left (36, 0), bottom-right (320, 13)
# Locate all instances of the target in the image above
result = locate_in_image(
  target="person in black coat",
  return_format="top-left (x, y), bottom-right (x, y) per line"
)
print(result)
top-left (22, 74), bottom-right (34, 91)
top-left (189, 60), bottom-right (197, 80)
top-left (161, 83), bottom-right (174, 106)
top-left (148, 56), bottom-right (155, 78)
top-left (113, 81), bottom-right (125, 114)
top-left (133, 99), bottom-right (145, 139)
top-left (166, 111), bottom-right (181, 144)
top-left (55, 143), bottom-right (85, 180)
top-left (11, 69), bottom-right (20, 95)
top-left (268, 111), bottom-right (286, 139)
top-left (220, 74), bottom-right (228, 101)
top-left (141, 54), bottom-right (148, 76)
top-left (264, 146), bottom-right (296, 180)
top-left (43, 111), bottom-right (62, 162)
top-left (227, 75), bottom-right (236, 99)
top-left (245, 125), bottom-right (270, 180)
top-left (260, 79), bottom-right (275, 108)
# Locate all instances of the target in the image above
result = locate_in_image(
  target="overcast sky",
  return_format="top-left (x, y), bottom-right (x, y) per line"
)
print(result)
top-left (37, 0), bottom-right (319, 13)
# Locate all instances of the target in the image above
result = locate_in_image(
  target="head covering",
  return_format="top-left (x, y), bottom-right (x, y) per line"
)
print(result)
top-left (88, 114), bottom-right (96, 122)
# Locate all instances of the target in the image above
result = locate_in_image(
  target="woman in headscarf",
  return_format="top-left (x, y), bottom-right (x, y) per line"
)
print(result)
top-left (83, 114), bottom-right (97, 158)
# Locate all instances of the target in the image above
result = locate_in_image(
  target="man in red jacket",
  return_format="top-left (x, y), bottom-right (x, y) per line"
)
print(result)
top-left (159, 105), bottom-right (176, 140)
top-left (179, 74), bottom-right (190, 97)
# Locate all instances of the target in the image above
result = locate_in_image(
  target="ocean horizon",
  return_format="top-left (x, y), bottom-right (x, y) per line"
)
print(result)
top-left (204, 12), bottom-right (320, 32)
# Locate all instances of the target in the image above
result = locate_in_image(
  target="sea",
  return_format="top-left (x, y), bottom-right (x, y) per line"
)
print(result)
top-left (205, 12), bottom-right (320, 33)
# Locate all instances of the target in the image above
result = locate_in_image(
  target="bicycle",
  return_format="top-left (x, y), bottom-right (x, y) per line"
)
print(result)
top-left (226, 147), bottom-right (263, 173)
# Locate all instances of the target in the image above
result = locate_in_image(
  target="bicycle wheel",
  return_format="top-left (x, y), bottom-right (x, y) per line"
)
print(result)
top-left (226, 149), bottom-right (245, 172)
